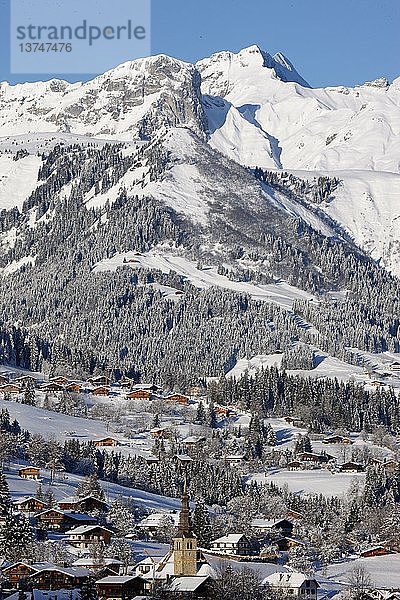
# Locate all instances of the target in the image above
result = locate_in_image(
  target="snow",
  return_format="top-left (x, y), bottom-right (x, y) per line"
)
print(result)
top-left (267, 168), bottom-right (400, 277)
top-left (5, 463), bottom-right (182, 513)
top-left (325, 554), bottom-right (400, 588)
top-left (260, 469), bottom-right (365, 498)
top-left (93, 250), bottom-right (315, 310)
top-left (0, 154), bottom-right (42, 210)
top-left (225, 348), bottom-right (400, 394)
top-left (197, 45), bottom-right (400, 273)
top-left (0, 255), bottom-right (36, 276)
top-left (226, 354), bottom-right (284, 379)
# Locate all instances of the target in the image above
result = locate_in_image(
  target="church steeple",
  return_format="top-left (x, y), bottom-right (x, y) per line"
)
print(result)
top-left (173, 474), bottom-right (198, 576)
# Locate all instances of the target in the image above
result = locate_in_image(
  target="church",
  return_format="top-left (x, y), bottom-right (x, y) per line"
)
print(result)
top-left (135, 480), bottom-right (216, 593)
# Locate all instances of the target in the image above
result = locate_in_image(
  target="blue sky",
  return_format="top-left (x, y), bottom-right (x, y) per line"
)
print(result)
top-left (1, 0), bottom-right (399, 87)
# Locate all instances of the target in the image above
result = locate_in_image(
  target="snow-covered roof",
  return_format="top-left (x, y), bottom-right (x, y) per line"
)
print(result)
top-left (65, 525), bottom-right (113, 535)
top-left (73, 558), bottom-right (123, 567)
top-left (131, 383), bottom-right (156, 390)
top-left (31, 567), bottom-right (91, 578)
top-left (251, 518), bottom-right (291, 528)
top-left (139, 512), bottom-right (179, 528)
top-left (264, 572), bottom-right (319, 588)
top-left (58, 494), bottom-right (106, 504)
top-left (63, 512), bottom-right (97, 521)
top-left (96, 576), bottom-right (137, 584)
top-left (175, 454), bottom-right (193, 462)
top-left (13, 496), bottom-right (45, 504)
top-left (212, 533), bottom-right (247, 544)
top-left (4, 561), bottom-right (54, 572)
top-left (182, 435), bottom-right (205, 444)
top-left (168, 576), bottom-right (209, 592)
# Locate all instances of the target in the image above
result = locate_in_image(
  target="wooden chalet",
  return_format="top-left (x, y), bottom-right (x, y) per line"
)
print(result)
top-left (225, 454), bottom-right (246, 465)
top-left (41, 382), bottom-right (64, 392)
top-left (14, 375), bottom-right (37, 386)
top-left (297, 452), bottom-right (333, 465)
top-left (287, 509), bottom-right (303, 520)
top-left (168, 576), bottom-right (211, 597)
top-left (96, 575), bottom-right (144, 600)
top-left (215, 405), bottom-right (234, 418)
top-left (35, 508), bottom-right (97, 531)
top-left (359, 545), bottom-right (392, 558)
top-left (88, 375), bottom-right (111, 387)
top-left (0, 383), bottom-right (21, 394)
top-left (181, 435), bottom-right (206, 450)
top-left (211, 533), bottom-right (253, 555)
top-left (2, 562), bottom-right (52, 588)
top-left (287, 460), bottom-right (303, 471)
top-left (132, 383), bottom-right (160, 393)
top-left (150, 427), bottom-right (169, 439)
top-left (18, 466), bottom-right (40, 480)
top-left (13, 496), bottom-right (48, 514)
top-left (383, 459), bottom-right (398, 474)
top-left (126, 389), bottom-right (151, 400)
top-left (65, 525), bottom-right (113, 549)
top-left (340, 462), bottom-right (365, 473)
top-left (165, 393), bottom-right (189, 405)
top-left (94, 437), bottom-right (119, 447)
top-left (29, 567), bottom-right (91, 590)
top-left (50, 376), bottom-right (69, 385)
top-left (119, 377), bottom-right (133, 389)
top-left (92, 386), bottom-right (110, 396)
top-left (58, 495), bottom-right (108, 513)
top-left (65, 382), bottom-right (82, 393)
top-left (276, 537), bottom-right (305, 551)
top-left (322, 435), bottom-right (353, 445)
top-left (174, 454), bottom-right (194, 465)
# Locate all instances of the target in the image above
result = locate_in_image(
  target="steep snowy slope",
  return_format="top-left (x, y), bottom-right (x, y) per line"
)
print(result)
top-left (198, 45), bottom-right (400, 173)
top-left (196, 45), bottom-right (400, 275)
top-left (269, 169), bottom-right (400, 276)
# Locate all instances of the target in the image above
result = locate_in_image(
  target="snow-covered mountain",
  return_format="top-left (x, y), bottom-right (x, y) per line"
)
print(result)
top-left (0, 45), bottom-right (399, 381)
top-left (1, 44), bottom-right (399, 275)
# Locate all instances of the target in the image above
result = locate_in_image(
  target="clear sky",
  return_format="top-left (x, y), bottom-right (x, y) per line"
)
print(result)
top-left (0, 0), bottom-right (399, 88)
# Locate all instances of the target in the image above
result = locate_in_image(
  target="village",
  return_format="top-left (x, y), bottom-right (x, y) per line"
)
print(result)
top-left (1, 362), bottom-right (400, 599)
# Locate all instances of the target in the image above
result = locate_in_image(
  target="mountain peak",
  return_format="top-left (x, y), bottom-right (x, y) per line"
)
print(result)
top-left (198, 45), bottom-right (310, 89)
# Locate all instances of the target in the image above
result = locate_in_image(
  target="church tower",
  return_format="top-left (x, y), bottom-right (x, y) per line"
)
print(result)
top-left (173, 477), bottom-right (198, 576)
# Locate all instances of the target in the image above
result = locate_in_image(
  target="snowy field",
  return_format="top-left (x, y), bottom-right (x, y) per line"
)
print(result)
top-left (5, 464), bottom-right (181, 513)
top-left (325, 554), bottom-right (400, 589)
top-left (260, 469), bottom-right (365, 498)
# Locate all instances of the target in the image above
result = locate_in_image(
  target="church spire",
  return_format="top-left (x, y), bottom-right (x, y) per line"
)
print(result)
top-left (173, 473), bottom-right (198, 576)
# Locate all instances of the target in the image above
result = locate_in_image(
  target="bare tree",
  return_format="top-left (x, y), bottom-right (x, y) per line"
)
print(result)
top-left (347, 565), bottom-right (372, 599)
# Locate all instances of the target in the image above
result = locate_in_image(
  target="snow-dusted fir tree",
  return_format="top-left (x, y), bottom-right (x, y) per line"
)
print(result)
top-left (77, 473), bottom-right (106, 501)
top-left (79, 576), bottom-right (98, 600)
top-left (0, 512), bottom-right (34, 562)
top-left (0, 469), bottom-right (11, 519)
top-left (108, 497), bottom-right (136, 537)
top-left (192, 496), bottom-right (212, 548)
